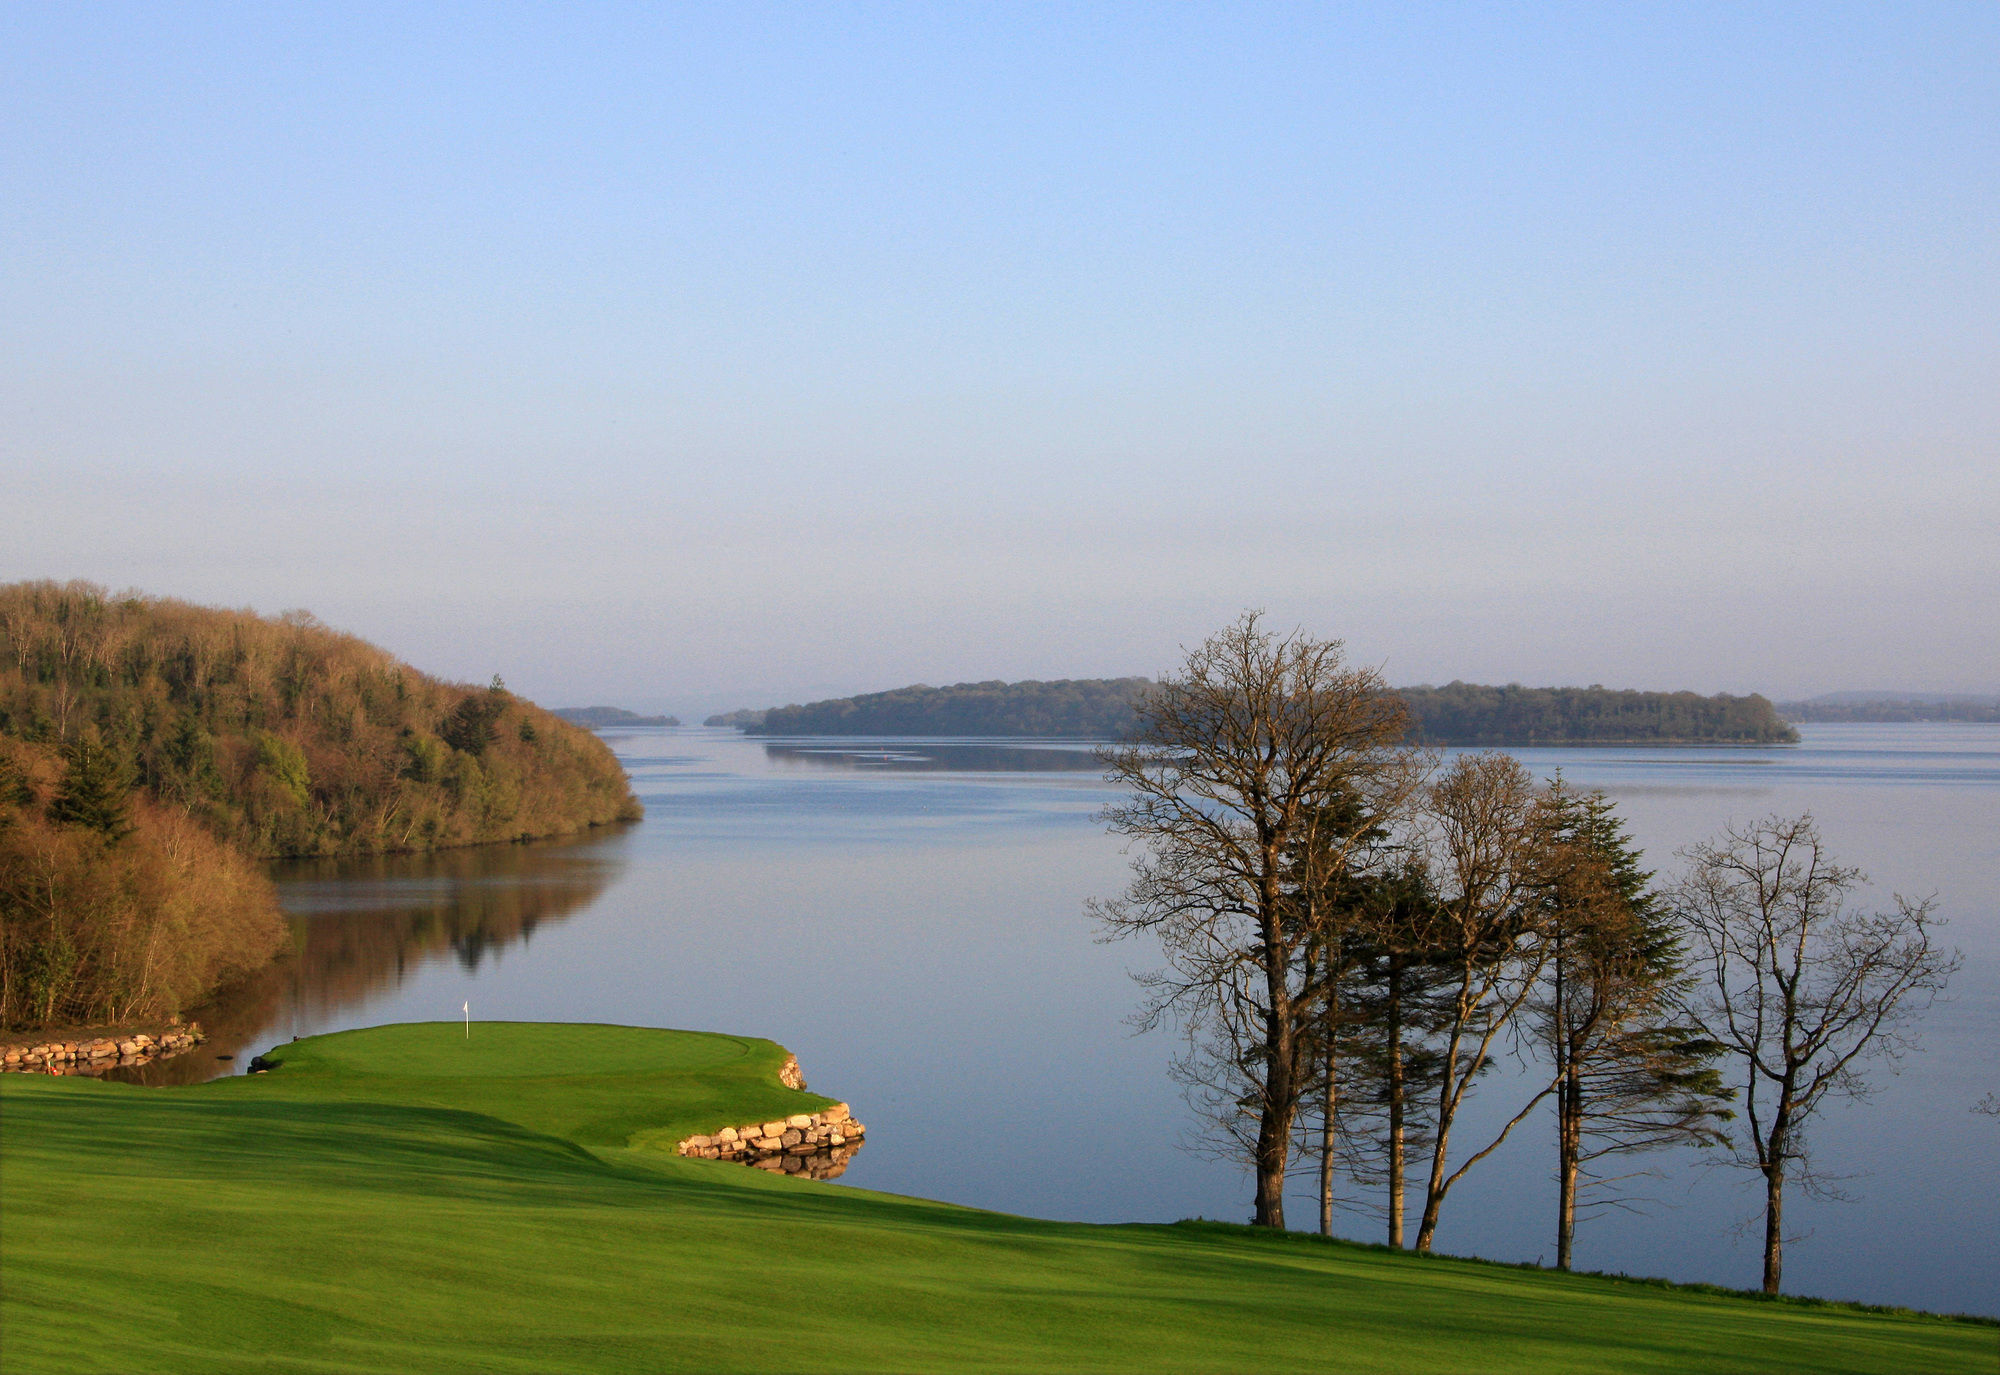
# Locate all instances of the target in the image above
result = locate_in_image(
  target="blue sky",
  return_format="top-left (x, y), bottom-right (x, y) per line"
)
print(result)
top-left (5, 4), bottom-right (1995, 713)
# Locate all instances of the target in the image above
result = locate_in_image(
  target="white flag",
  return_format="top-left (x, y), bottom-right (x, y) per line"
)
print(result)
top-left (463, 1001), bottom-right (470, 1038)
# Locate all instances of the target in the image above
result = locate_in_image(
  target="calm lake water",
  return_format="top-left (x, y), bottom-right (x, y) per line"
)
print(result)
top-left (169, 724), bottom-right (1999, 1315)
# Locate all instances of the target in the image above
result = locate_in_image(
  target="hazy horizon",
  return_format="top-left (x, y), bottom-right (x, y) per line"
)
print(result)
top-left (7, 7), bottom-right (1995, 710)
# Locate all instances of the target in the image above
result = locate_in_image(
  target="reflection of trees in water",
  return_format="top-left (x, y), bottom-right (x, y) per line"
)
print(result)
top-left (118, 829), bottom-right (629, 1085)
top-left (763, 742), bottom-right (1105, 773)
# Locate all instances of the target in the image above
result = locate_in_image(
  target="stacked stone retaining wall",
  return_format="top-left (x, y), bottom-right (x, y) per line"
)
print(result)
top-left (1, 1028), bottom-right (206, 1074)
top-left (677, 1102), bottom-right (865, 1181)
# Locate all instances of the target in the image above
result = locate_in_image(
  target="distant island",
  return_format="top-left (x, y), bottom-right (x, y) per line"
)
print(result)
top-left (1775, 692), bottom-right (2000, 724)
top-left (708, 677), bottom-right (1799, 746)
top-left (553, 706), bottom-right (682, 728)
top-left (707, 678), bottom-right (1150, 738)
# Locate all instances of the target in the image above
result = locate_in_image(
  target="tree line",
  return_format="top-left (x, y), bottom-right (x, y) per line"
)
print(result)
top-left (1093, 615), bottom-right (1956, 1294)
top-left (0, 580), bottom-right (642, 1030)
top-left (710, 677), bottom-right (1797, 744)
top-left (1775, 695), bottom-right (2000, 724)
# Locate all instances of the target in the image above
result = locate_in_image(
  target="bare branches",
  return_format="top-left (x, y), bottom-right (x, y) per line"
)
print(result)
top-left (1674, 814), bottom-right (1959, 1293)
top-left (1092, 612), bottom-right (1425, 1229)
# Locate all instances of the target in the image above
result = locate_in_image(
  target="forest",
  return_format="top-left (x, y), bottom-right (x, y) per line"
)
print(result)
top-left (1400, 682), bottom-right (1797, 745)
top-left (711, 677), bottom-right (1153, 737)
top-left (0, 581), bottom-right (640, 1030)
top-left (712, 677), bottom-right (1798, 745)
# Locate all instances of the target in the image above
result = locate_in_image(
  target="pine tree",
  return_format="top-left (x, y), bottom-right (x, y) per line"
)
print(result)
top-left (1535, 776), bottom-right (1730, 1270)
top-left (46, 737), bottom-right (133, 841)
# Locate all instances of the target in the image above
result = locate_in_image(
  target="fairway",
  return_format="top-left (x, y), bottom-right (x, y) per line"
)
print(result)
top-left (1, 1022), bottom-right (1991, 1374)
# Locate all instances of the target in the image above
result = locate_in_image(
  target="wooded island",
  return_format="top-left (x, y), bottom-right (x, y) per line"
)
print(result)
top-left (709, 677), bottom-right (1799, 745)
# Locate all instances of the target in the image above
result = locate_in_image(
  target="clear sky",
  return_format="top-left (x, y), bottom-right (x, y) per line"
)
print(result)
top-left (5, 4), bottom-right (1995, 716)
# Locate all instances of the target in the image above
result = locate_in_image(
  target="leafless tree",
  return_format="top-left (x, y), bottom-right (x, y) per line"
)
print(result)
top-left (1674, 815), bottom-right (1959, 1294)
top-left (1406, 752), bottom-right (1558, 1253)
top-left (1091, 613), bottom-right (1425, 1228)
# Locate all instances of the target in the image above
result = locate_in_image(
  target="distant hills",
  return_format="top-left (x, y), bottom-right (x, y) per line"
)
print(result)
top-left (707, 678), bottom-right (1799, 745)
top-left (553, 706), bottom-right (681, 728)
top-left (1774, 692), bottom-right (2000, 723)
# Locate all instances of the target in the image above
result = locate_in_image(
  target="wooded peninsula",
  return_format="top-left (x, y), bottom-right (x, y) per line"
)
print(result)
top-left (0, 581), bottom-right (641, 1031)
top-left (709, 677), bottom-right (1799, 745)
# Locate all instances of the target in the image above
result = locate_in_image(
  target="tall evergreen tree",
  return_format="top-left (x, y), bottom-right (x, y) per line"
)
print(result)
top-left (46, 737), bottom-right (132, 841)
top-left (1330, 865), bottom-right (1453, 1247)
top-left (1534, 777), bottom-right (1730, 1270)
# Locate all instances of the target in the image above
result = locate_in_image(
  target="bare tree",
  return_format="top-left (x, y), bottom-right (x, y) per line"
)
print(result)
top-left (1407, 752), bottom-right (1556, 1253)
top-left (1091, 613), bottom-right (1423, 1228)
top-left (1674, 815), bottom-right (1959, 1294)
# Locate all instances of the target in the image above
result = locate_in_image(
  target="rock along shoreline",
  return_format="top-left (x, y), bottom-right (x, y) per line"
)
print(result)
top-left (675, 1101), bottom-right (867, 1180)
top-left (2, 1027), bottom-right (206, 1074)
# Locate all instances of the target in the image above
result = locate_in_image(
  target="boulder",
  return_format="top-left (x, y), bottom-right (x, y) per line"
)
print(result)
top-left (786, 1114), bottom-right (813, 1130)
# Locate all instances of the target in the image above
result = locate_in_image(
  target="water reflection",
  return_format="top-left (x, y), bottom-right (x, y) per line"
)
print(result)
top-left (763, 741), bottom-right (1105, 773)
top-left (112, 828), bottom-right (631, 1085)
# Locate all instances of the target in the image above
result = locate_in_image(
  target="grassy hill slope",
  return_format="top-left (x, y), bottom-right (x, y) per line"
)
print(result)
top-left (2, 1023), bottom-right (1989, 1374)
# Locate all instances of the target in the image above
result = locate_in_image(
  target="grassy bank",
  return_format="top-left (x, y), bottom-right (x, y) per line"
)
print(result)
top-left (1, 1022), bottom-right (1990, 1374)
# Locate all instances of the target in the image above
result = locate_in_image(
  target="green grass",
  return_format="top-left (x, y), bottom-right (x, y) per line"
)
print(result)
top-left (1, 1021), bottom-right (1991, 1374)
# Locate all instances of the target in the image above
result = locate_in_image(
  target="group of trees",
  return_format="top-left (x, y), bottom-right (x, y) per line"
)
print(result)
top-left (712, 677), bottom-right (1155, 737)
top-left (0, 581), bottom-right (644, 1030)
top-left (712, 677), bottom-right (1798, 745)
top-left (1400, 682), bottom-right (1797, 745)
top-left (1095, 615), bottom-right (1956, 1294)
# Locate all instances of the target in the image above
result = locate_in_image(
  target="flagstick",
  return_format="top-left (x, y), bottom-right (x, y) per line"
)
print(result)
top-left (463, 1000), bottom-right (470, 1039)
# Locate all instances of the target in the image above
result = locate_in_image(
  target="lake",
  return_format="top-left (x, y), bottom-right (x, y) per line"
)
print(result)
top-left (160, 724), bottom-right (1999, 1316)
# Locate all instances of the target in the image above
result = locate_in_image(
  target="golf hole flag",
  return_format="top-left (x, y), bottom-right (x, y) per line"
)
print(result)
top-left (463, 1001), bottom-right (469, 1038)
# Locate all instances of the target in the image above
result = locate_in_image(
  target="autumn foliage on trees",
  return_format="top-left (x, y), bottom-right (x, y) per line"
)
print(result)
top-left (0, 746), bottom-right (282, 1029)
top-left (0, 581), bottom-right (642, 1029)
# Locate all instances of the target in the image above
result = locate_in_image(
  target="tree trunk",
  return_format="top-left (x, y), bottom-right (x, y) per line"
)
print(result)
top-left (1386, 957), bottom-right (1406, 1248)
top-left (1556, 1063), bottom-right (1580, 1270)
top-left (1414, 1150), bottom-right (1447, 1253)
top-left (1250, 852), bottom-right (1300, 1231)
top-left (1318, 1069), bottom-right (1335, 1236)
top-left (1553, 946), bottom-right (1577, 1272)
top-left (1254, 1103), bottom-right (1290, 1229)
top-left (1414, 1019), bottom-right (1463, 1253)
top-left (1318, 961), bottom-right (1343, 1236)
top-left (1762, 1160), bottom-right (1785, 1294)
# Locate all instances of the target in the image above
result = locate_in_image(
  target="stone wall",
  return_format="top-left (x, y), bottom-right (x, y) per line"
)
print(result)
top-left (677, 1102), bottom-right (865, 1181)
top-left (1, 1028), bottom-right (206, 1074)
